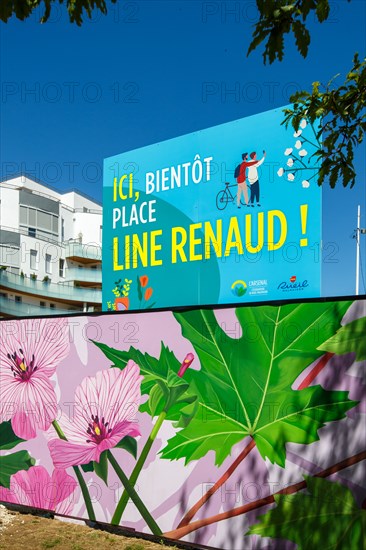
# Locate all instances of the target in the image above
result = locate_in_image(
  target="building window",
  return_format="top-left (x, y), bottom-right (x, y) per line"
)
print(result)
top-left (40, 301), bottom-right (46, 308)
top-left (59, 259), bottom-right (65, 278)
top-left (19, 205), bottom-right (59, 241)
top-left (29, 208), bottom-right (36, 226)
top-left (50, 303), bottom-right (55, 309)
top-left (100, 225), bottom-right (102, 241)
top-left (30, 249), bottom-right (38, 270)
top-left (15, 296), bottom-right (22, 303)
top-left (45, 254), bottom-right (52, 274)
top-left (61, 218), bottom-right (65, 241)
top-left (20, 206), bottom-right (27, 224)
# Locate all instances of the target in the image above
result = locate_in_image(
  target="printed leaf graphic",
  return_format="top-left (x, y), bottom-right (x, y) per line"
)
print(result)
top-left (246, 477), bottom-right (366, 549)
top-left (318, 316), bottom-right (366, 361)
top-left (93, 450), bottom-right (108, 485)
top-left (0, 421), bottom-right (25, 451)
top-left (0, 450), bottom-right (35, 488)
top-left (81, 436), bottom-right (137, 474)
top-left (116, 435), bottom-right (138, 458)
top-left (161, 301), bottom-right (357, 466)
top-left (92, 341), bottom-right (197, 424)
top-left (137, 275), bottom-right (142, 302)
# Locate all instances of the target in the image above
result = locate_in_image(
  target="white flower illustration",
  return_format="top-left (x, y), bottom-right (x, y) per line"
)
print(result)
top-left (277, 119), bottom-right (319, 187)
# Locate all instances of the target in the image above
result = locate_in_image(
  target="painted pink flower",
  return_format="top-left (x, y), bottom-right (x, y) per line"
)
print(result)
top-left (0, 318), bottom-right (70, 439)
top-left (48, 361), bottom-right (142, 469)
top-left (0, 466), bottom-right (77, 515)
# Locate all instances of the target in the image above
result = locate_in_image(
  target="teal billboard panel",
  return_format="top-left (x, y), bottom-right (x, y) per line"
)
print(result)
top-left (103, 107), bottom-right (322, 311)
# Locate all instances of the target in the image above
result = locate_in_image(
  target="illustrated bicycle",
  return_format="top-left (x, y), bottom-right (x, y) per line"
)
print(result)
top-left (216, 182), bottom-right (246, 210)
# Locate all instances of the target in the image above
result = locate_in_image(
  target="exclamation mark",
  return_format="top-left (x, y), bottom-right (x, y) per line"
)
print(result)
top-left (300, 204), bottom-right (308, 247)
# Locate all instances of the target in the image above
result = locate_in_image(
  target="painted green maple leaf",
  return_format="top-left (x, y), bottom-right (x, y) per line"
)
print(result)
top-left (92, 341), bottom-right (197, 424)
top-left (318, 316), bottom-right (366, 361)
top-left (161, 301), bottom-right (357, 466)
top-left (246, 477), bottom-right (366, 549)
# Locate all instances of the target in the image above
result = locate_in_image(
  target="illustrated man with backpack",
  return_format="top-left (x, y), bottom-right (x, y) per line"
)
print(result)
top-left (234, 152), bottom-right (258, 208)
top-left (247, 150), bottom-right (266, 206)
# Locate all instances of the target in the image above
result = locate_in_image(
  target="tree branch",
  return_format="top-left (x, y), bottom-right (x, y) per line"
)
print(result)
top-left (177, 438), bottom-right (256, 528)
top-left (297, 352), bottom-right (334, 390)
top-left (176, 351), bottom-right (335, 528)
top-left (164, 450), bottom-right (366, 540)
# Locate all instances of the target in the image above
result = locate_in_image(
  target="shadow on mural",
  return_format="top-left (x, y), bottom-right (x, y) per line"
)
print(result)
top-left (0, 298), bottom-right (365, 549)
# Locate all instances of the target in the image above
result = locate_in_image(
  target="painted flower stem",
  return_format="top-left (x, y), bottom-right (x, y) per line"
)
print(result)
top-left (164, 450), bottom-right (366, 540)
top-left (111, 410), bottom-right (167, 526)
top-left (107, 450), bottom-right (162, 535)
top-left (51, 420), bottom-right (96, 521)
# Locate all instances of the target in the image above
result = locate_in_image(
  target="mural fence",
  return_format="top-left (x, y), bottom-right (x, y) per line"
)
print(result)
top-left (0, 297), bottom-right (365, 549)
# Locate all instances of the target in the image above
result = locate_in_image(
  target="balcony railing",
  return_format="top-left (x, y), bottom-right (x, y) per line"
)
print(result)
top-left (0, 296), bottom-right (80, 317)
top-left (64, 241), bottom-right (102, 261)
top-left (65, 266), bottom-right (102, 283)
top-left (0, 224), bottom-right (61, 245)
top-left (0, 271), bottom-right (102, 303)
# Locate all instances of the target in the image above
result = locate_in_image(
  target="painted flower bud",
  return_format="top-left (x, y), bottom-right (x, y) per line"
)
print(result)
top-left (177, 353), bottom-right (194, 378)
top-left (140, 275), bottom-right (149, 287)
top-left (144, 287), bottom-right (153, 301)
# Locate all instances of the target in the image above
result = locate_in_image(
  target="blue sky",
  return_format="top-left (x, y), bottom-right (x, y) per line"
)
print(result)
top-left (1, 0), bottom-right (365, 297)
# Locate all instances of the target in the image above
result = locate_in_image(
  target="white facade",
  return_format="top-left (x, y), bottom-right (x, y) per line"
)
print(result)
top-left (0, 176), bottom-right (102, 317)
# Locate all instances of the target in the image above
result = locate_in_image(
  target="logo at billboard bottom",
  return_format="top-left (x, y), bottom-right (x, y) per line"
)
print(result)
top-left (231, 279), bottom-right (268, 299)
top-left (277, 275), bottom-right (309, 293)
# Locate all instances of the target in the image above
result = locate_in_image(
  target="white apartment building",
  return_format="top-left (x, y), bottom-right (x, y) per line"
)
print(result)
top-left (0, 175), bottom-right (102, 317)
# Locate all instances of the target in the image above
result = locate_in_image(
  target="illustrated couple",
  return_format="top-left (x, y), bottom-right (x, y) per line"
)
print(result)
top-left (236, 150), bottom-right (266, 207)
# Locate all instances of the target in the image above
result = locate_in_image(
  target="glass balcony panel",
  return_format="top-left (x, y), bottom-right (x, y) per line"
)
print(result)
top-left (0, 296), bottom-right (80, 317)
top-left (65, 266), bottom-right (102, 283)
top-left (64, 241), bottom-right (101, 261)
top-left (0, 271), bottom-right (101, 303)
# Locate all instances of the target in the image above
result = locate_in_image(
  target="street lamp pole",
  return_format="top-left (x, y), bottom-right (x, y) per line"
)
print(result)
top-left (356, 205), bottom-right (360, 296)
top-left (355, 204), bottom-right (366, 296)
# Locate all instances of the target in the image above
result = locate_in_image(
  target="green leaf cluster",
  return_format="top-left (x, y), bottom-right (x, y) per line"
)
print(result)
top-left (161, 301), bottom-right (357, 467)
top-left (318, 316), bottom-right (366, 360)
top-left (92, 341), bottom-right (197, 425)
top-left (248, 1), bottom-right (340, 64)
top-left (248, 1), bottom-right (363, 189)
top-left (247, 477), bottom-right (366, 549)
top-left (0, 0), bottom-right (117, 25)
top-left (283, 54), bottom-right (366, 188)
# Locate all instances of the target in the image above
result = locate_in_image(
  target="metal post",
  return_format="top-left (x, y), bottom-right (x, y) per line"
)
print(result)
top-left (355, 205), bottom-right (360, 296)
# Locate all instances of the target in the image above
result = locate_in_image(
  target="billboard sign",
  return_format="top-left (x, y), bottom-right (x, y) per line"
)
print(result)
top-left (103, 107), bottom-right (322, 311)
